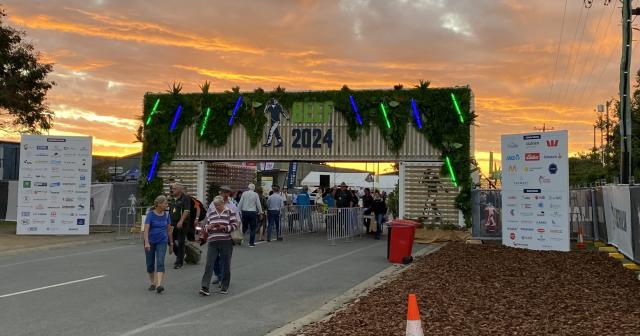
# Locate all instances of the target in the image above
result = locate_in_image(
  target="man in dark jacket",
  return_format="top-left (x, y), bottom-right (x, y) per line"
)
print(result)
top-left (334, 182), bottom-right (352, 208)
top-left (362, 188), bottom-right (374, 233)
top-left (169, 182), bottom-right (191, 269)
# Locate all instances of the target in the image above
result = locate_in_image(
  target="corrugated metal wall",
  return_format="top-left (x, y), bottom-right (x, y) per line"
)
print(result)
top-left (400, 162), bottom-right (460, 224)
top-left (174, 112), bottom-right (441, 162)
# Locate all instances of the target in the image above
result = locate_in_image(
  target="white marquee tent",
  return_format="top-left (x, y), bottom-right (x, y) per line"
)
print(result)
top-left (300, 172), bottom-right (398, 193)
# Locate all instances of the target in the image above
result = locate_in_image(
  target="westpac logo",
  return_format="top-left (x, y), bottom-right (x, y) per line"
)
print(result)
top-left (525, 153), bottom-right (540, 161)
top-left (506, 154), bottom-right (520, 161)
top-left (546, 139), bottom-right (559, 147)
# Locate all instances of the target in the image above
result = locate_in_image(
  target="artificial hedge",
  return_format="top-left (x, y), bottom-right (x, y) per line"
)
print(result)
top-left (139, 83), bottom-right (476, 225)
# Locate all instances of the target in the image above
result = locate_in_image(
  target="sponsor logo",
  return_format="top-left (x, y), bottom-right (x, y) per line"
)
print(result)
top-left (50, 160), bottom-right (62, 165)
top-left (535, 220), bottom-right (547, 225)
top-left (51, 167), bottom-right (60, 172)
top-left (507, 196), bottom-right (517, 200)
top-left (77, 204), bottom-right (85, 210)
top-left (75, 191), bottom-right (89, 194)
top-left (522, 195), bottom-right (532, 200)
top-left (63, 146), bottom-right (75, 150)
top-left (35, 153), bottom-right (49, 157)
top-left (520, 212), bottom-right (534, 217)
top-left (28, 227), bottom-right (38, 232)
top-left (61, 205), bottom-right (75, 209)
top-left (46, 138), bottom-right (66, 143)
top-left (537, 227), bottom-right (545, 233)
top-left (31, 220), bottom-right (46, 225)
top-left (523, 135), bottom-right (541, 140)
top-left (506, 203), bottom-right (517, 207)
top-left (546, 139), bottom-right (559, 147)
top-left (514, 243), bottom-right (529, 247)
top-left (523, 166), bottom-right (543, 173)
top-left (506, 226), bottom-right (518, 231)
top-left (62, 168), bottom-right (76, 172)
top-left (23, 144), bottom-right (30, 150)
top-left (549, 204), bottom-right (561, 209)
top-left (50, 210), bottom-right (57, 217)
top-left (77, 197), bottom-right (87, 202)
top-left (63, 197), bottom-right (74, 202)
top-left (23, 160), bottom-right (33, 165)
top-left (20, 211), bottom-right (30, 217)
top-left (537, 237), bottom-right (547, 242)
top-left (80, 175), bottom-right (86, 181)
top-left (36, 145), bottom-right (48, 150)
top-left (524, 189), bottom-right (541, 193)
top-left (76, 219), bottom-right (85, 225)
top-left (521, 235), bottom-right (533, 240)
top-left (61, 220), bottom-right (74, 225)
top-left (520, 227), bottom-right (534, 232)
top-left (23, 181), bottom-right (32, 188)
top-left (537, 202), bottom-right (544, 208)
top-left (507, 142), bottom-right (518, 149)
top-left (534, 195), bottom-right (545, 200)
top-left (506, 154), bottom-right (520, 161)
top-left (47, 206), bottom-right (60, 209)
top-left (513, 181), bottom-right (528, 186)
top-left (543, 154), bottom-right (562, 159)
top-left (525, 153), bottom-right (540, 161)
top-left (68, 228), bottom-right (79, 231)
top-left (78, 183), bottom-right (87, 188)
top-left (550, 238), bottom-right (563, 242)
top-left (78, 168), bottom-right (88, 173)
top-left (50, 182), bottom-right (61, 187)
top-left (62, 182), bottom-right (76, 186)
top-left (34, 182), bottom-right (47, 187)
top-left (510, 232), bottom-right (516, 240)
top-left (63, 161), bottom-right (76, 165)
top-left (521, 220), bottom-right (534, 224)
top-left (550, 229), bottom-right (563, 234)
top-left (34, 160), bottom-right (49, 164)
top-left (550, 211), bottom-right (562, 218)
top-left (525, 141), bottom-right (540, 147)
top-left (538, 176), bottom-right (551, 184)
top-left (508, 165), bottom-right (517, 173)
top-left (32, 212), bottom-right (48, 216)
top-left (549, 195), bottom-right (562, 200)
top-left (537, 210), bottom-right (545, 217)
top-left (63, 153), bottom-right (76, 158)
top-left (52, 152), bottom-right (60, 157)
top-left (20, 219), bottom-right (30, 225)
top-left (522, 204), bottom-right (532, 209)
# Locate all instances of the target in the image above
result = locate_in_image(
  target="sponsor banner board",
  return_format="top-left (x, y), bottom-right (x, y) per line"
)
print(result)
top-left (501, 130), bottom-right (569, 251)
top-left (17, 135), bottom-right (92, 235)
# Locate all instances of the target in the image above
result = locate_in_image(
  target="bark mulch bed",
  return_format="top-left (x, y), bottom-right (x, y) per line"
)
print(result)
top-left (295, 243), bottom-right (640, 335)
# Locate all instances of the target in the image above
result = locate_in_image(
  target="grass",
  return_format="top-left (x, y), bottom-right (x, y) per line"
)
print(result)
top-left (0, 221), bottom-right (16, 234)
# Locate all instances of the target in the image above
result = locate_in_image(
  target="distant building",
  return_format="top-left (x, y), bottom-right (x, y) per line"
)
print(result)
top-left (0, 141), bottom-right (20, 180)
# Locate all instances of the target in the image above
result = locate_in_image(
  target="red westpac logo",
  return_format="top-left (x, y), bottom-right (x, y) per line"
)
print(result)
top-left (546, 139), bottom-right (559, 147)
top-left (525, 153), bottom-right (540, 161)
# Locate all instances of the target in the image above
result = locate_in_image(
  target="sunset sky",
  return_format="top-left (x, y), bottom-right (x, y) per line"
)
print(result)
top-left (0, 0), bottom-right (633, 175)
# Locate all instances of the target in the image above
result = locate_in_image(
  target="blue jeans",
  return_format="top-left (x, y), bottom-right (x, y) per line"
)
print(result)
top-left (375, 214), bottom-right (385, 240)
top-left (267, 210), bottom-right (281, 241)
top-left (242, 211), bottom-right (258, 246)
top-left (145, 242), bottom-right (167, 273)
top-left (299, 206), bottom-right (313, 231)
top-left (214, 253), bottom-right (224, 281)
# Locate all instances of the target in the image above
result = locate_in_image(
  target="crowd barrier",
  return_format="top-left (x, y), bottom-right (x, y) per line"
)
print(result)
top-left (472, 186), bottom-right (640, 263)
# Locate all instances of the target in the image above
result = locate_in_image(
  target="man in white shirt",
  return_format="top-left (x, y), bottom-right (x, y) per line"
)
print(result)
top-left (238, 183), bottom-right (263, 247)
top-left (266, 185), bottom-right (285, 241)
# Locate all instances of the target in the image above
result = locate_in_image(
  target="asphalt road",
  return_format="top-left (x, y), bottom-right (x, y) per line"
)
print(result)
top-left (0, 234), bottom-right (419, 336)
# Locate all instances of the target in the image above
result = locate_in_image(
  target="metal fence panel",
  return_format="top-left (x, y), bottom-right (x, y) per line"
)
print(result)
top-left (471, 189), bottom-right (502, 240)
top-left (569, 189), bottom-right (595, 240)
top-left (593, 187), bottom-right (607, 242)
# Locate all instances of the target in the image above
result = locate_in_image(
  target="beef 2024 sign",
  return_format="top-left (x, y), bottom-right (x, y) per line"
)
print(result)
top-left (17, 135), bottom-right (92, 235)
top-left (501, 130), bottom-right (569, 252)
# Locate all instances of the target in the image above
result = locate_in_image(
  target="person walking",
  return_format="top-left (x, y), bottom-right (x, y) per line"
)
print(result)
top-left (200, 196), bottom-right (238, 296)
top-left (238, 183), bottom-right (263, 247)
top-left (372, 191), bottom-right (387, 240)
top-left (212, 185), bottom-right (240, 285)
top-left (296, 186), bottom-right (313, 232)
top-left (169, 182), bottom-right (191, 269)
top-left (266, 185), bottom-right (285, 241)
top-left (143, 195), bottom-right (173, 294)
top-left (257, 187), bottom-right (268, 241)
top-left (334, 182), bottom-right (352, 208)
top-left (362, 188), bottom-right (374, 233)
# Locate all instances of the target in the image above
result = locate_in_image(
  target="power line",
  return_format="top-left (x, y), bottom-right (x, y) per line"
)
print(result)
top-left (573, 3), bottom-right (617, 105)
top-left (558, 5), bottom-right (592, 105)
top-left (568, 2), bottom-right (609, 107)
top-left (551, 3), bottom-right (586, 107)
top-left (544, 0), bottom-right (569, 123)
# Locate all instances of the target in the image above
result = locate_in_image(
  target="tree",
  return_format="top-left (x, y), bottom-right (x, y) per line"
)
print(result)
top-left (0, 8), bottom-right (55, 133)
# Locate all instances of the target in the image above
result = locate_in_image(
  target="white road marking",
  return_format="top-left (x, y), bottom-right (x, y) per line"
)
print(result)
top-left (119, 242), bottom-right (382, 336)
top-left (0, 245), bottom-right (132, 268)
top-left (0, 275), bottom-right (106, 299)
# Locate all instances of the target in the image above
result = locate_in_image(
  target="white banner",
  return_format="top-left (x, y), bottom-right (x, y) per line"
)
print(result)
top-left (602, 185), bottom-right (634, 258)
top-left (501, 130), bottom-right (570, 251)
top-left (17, 135), bottom-right (93, 235)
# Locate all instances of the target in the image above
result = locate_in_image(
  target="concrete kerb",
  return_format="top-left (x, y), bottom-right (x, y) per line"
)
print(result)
top-left (265, 243), bottom-right (445, 336)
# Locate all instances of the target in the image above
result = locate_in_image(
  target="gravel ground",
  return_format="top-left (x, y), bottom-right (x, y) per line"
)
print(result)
top-left (296, 243), bottom-right (640, 335)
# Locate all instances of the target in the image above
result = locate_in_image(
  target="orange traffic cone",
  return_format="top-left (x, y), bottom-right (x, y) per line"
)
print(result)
top-left (406, 294), bottom-right (424, 336)
top-left (576, 225), bottom-right (585, 250)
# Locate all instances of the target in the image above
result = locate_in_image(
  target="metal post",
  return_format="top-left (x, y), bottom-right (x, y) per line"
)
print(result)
top-left (620, 0), bottom-right (633, 184)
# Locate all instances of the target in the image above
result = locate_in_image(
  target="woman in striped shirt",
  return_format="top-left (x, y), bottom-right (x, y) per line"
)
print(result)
top-left (199, 196), bottom-right (238, 296)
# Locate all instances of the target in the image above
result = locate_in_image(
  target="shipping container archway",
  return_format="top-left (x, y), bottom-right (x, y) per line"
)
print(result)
top-left (140, 85), bottom-right (475, 224)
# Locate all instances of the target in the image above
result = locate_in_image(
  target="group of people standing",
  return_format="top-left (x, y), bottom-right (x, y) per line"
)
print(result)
top-left (142, 181), bottom-right (388, 295)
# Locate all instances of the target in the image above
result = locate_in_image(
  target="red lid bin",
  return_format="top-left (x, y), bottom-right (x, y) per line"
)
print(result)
top-left (387, 219), bottom-right (419, 264)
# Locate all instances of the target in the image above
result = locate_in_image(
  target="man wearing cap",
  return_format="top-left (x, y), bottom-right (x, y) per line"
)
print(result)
top-left (169, 182), bottom-right (191, 269)
top-left (334, 182), bottom-right (352, 208)
top-left (238, 183), bottom-right (263, 247)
